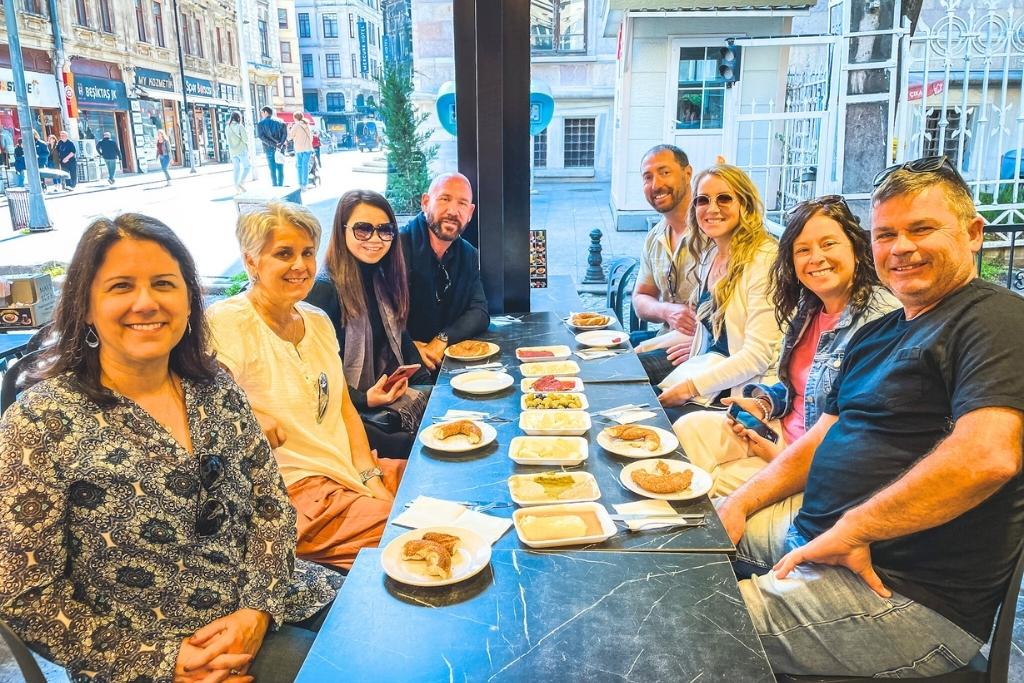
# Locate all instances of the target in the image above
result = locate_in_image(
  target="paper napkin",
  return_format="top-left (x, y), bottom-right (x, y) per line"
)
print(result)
top-left (612, 499), bottom-right (686, 531)
top-left (392, 496), bottom-right (512, 545)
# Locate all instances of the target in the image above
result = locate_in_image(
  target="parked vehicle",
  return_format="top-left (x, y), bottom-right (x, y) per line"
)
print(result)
top-left (355, 121), bottom-right (383, 152)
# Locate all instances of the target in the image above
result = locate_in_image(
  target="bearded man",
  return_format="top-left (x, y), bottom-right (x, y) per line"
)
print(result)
top-left (400, 172), bottom-right (490, 370)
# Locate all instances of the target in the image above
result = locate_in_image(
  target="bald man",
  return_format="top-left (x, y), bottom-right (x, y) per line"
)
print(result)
top-left (400, 172), bottom-right (490, 370)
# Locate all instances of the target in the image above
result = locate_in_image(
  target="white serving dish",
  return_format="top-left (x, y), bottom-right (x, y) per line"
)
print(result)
top-left (508, 471), bottom-right (600, 506)
top-left (443, 341), bottom-right (500, 361)
top-left (567, 312), bottom-right (614, 330)
top-left (518, 410), bottom-right (591, 436)
top-left (520, 360), bottom-right (581, 377)
top-left (380, 526), bottom-right (491, 587)
top-left (512, 502), bottom-right (616, 548)
top-left (520, 392), bottom-right (589, 411)
top-left (516, 345), bottom-right (572, 363)
top-left (574, 330), bottom-right (627, 348)
top-left (508, 435), bottom-right (589, 466)
top-left (619, 459), bottom-right (714, 501)
top-left (520, 376), bottom-right (584, 393)
top-left (597, 424), bottom-right (680, 458)
top-left (450, 370), bottom-right (514, 394)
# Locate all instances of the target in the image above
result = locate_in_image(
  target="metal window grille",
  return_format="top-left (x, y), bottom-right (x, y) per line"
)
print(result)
top-left (563, 118), bottom-right (595, 168)
top-left (533, 128), bottom-right (547, 168)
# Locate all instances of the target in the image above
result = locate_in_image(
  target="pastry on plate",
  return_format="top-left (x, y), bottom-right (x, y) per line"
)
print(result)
top-left (630, 461), bottom-right (693, 494)
top-left (448, 339), bottom-right (492, 357)
top-left (570, 312), bottom-right (610, 327)
top-left (604, 425), bottom-right (661, 452)
top-left (401, 539), bottom-right (453, 579)
top-left (421, 531), bottom-right (460, 555)
top-left (433, 420), bottom-right (483, 444)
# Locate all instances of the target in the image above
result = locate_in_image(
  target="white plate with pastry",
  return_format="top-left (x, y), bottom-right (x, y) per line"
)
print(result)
top-left (520, 360), bottom-right (581, 377)
top-left (444, 340), bottom-right (500, 361)
top-left (450, 370), bottom-right (515, 394)
top-left (508, 436), bottom-right (589, 466)
top-left (574, 330), bottom-right (627, 348)
top-left (512, 502), bottom-right (616, 548)
top-left (515, 345), bottom-right (572, 363)
top-left (597, 424), bottom-right (679, 458)
top-left (508, 471), bottom-right (600, 506)
top-left (520, 376), bottom-right (584, 393)
top-left (419, 419), bottom-right (498, 452)
top-left (381, 526), bottom-right (491, 587)
top-left (567, 312), bottom-right (613, 330)
top-left (619, 459), bottom-right (713, 501)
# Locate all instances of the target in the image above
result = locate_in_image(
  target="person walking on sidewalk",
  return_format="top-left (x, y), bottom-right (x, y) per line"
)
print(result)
top-left (96, 131), bottom-right (119, 185)
top-left (13, 139), bottom-right (25, 187)
top-left (225, 112), bottom-right (250, 193)
top-left (56, 131), bottom-right (77, 191)
top-left (155, 130), bottom-right (171, 186)
top-left (257, 106), bottom-right (287, 187)
top-left (288, 112), bottom-right (313, 190)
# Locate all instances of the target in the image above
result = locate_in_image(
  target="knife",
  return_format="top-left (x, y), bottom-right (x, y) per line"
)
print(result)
top-left (609, 513), bottom-right (705, 521)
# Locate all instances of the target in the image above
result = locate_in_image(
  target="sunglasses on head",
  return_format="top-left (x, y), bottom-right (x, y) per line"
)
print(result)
top-left (347, 222), bottom-right (397, 242)
top-left (694, 193), bottom-right (736, 209)
top-left (196, 453), bottom-right (227, 537)
top-left (872, 155), bottom-right (968, 191)
top-left (785, 194), bottom-right (850, 220)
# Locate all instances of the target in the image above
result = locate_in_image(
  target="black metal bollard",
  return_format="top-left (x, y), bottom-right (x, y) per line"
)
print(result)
top-left (582, 228), bottom-right (606, 284)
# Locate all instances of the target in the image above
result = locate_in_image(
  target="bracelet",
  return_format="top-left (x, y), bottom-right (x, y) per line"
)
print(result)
top-left (752, 396), bottom-right (772, 421)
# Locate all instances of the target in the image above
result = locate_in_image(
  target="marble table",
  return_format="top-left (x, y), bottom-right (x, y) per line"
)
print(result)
top-left (382, 311), bottom-right (735, 555)
top-left (296, 549), bottom-right (774, 682)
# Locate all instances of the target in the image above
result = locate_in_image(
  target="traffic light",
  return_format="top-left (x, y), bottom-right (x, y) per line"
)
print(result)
top-left (719, 44), bottom-right (742, 87)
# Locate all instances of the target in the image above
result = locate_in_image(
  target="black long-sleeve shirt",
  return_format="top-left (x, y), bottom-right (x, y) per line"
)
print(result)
top-left (400, 212), bottom-right (489, 344)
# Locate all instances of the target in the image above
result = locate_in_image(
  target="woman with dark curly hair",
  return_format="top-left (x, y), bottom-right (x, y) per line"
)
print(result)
top-left (674, 195), bottom-right (898, 496)
top-left (0, 214), bottom-right (339, 683)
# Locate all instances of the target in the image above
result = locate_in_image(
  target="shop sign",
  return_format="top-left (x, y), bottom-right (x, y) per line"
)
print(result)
top-left (184, 76), bottom-right (215, 99)
top-left (135, 68), bottom-right (176, 93)
top-left (358, 18), bottom-right (369, 76)
top-left (0, 68), bottom-right (61, 108)
top-left (74, 75), bottom-right (129, 110)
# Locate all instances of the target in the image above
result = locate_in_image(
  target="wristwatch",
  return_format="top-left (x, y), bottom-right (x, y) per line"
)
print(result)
top-left (436, 331), bottom-right (449, 343)
top-left (359, 467), bottom-right (384, 484)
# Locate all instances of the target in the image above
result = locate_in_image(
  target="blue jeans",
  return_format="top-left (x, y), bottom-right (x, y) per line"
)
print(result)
top-left (231, 152), bottom-right (250, 186)
top-left (14, 170), bottom-right (24, 187)
top-left (266, 150), bottom-right (284, 186)
top-left (159, 154), bottom-right (170, 181)
top-left (104, 158), bottom-right (116, 182)
top-left (734, 495), bottom-right (982, 677)
top-left (296, 150), bottom-right (311, 187)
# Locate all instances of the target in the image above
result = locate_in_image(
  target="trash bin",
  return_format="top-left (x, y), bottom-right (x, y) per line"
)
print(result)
top-left (1001, 150), bottom-right (1022, 180)
top-left (5, 188), bottom-right (29, 232)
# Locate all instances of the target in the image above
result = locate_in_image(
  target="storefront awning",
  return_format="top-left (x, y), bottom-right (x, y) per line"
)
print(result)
top-left (187, 97), bottom-right (240, 108)
top-left (609, 0), bottom-right (816, 9)
top-left (134, 86), bottom-right (181, 102)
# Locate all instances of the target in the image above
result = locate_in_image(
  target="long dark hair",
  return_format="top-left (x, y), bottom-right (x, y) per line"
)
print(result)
top-left (771, 197), bottom-right (880, 329)
top-left (324, 190), bottom-right (409, 324)
top-left (34, 214), bottom-right (218, 405)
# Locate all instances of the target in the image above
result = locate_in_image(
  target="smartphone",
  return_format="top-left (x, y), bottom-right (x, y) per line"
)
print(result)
top-left (381, 364), bottom-right (421, 392)
top-left (727, 403), bottom-right (779, 443)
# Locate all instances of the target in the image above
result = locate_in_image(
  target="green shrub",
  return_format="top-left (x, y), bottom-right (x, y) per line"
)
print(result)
top-left (377, 65), bottom-right (437, 215)
top-left (223, 271), bottom-right (250, 297)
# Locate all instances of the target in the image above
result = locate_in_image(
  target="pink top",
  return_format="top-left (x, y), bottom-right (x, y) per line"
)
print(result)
top-left (780, 308), bottom-right (842, 445)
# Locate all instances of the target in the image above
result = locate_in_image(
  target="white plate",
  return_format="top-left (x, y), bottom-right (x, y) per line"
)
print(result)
top-left (512, 502), bottom-right (616, 548)
top-left (516, 345), bottom-right (572, 363)
top-left (619, 459), bottom-right (713, 501)
top-left (450, 370), bottom-right (515, 394)
top-left (508, 471), bottom-right (600, 506)
top-left (597, 424), bottom-right (680, 458)
top-left (519, 410), bottom-right (591, 436)
top-left (520, 376), bottom-right (584, 393)
top-left (380, 526), bottom-right (491, 587)
top-left (520, 392), bottom-right (589, 411)
top-left (575, 330), bottom-right (627, 348)
top-left (520, 360), bottom-right (582, 377)
top-left (508, 436), bottom-right (589, 466)
top-left (567, 313), bottom-right (614, 330)
top-left (419, 420), bottom-right (498, 452)
top-left (444, 341), bottom-right (500, 361)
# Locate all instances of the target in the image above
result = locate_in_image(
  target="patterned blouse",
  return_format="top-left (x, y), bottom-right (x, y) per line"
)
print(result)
top-left (0, 370), bottom-right (340, 683)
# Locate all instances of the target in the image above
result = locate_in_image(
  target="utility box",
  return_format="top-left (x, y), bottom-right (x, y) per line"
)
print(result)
top-left (0, 273), bottom-right (56, 329)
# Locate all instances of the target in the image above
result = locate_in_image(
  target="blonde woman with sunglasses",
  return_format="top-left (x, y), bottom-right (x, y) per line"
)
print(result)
top-left (657, 164), bottom-right (783, 408)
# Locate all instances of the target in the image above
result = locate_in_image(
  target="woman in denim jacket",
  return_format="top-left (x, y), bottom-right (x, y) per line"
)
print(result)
top-left (674, 196), bottom-right (898, 496)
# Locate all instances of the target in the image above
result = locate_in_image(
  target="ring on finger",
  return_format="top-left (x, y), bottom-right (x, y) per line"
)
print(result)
top-left (230, 669), bottom-right (240, 675)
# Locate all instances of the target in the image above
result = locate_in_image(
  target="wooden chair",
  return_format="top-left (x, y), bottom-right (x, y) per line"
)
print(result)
top-left (0, 618), bottom-right (47, 683)
top-left (776, 541), bottom-right (1024, 683)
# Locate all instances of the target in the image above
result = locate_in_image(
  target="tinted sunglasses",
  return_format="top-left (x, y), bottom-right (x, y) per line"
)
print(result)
top-left (347, 222), bottom-right (397, 241)
top-left (196, 453), bottom-right (227, 537)
top-left (436, 261), bottom-right (451, 304)
top-left (694, 193), bottom-right (736, 209)
top-left (317, 372), bottom-right (328, 424)
top-left (872, 155), bottom-right (968, 191)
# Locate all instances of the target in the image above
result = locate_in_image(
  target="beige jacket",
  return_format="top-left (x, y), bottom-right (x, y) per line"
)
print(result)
top-left (288, 121), bottom-right (314, 152)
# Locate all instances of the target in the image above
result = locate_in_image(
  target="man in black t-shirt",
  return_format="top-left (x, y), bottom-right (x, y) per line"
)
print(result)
top-left (716, 158), bottom-right (1024, 676)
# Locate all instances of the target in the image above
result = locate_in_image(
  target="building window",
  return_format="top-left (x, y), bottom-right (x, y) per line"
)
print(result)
top-left (278, 8), bottom-right (288, 28)
top-left (533, 128), bottom-right (547, 168)
top-left (283, 76), bottom-right (295, 98)
top-left (326, 53), bottom-right (342, 78)
top-left (351, 54), bottom-right (358, 78)
top-left (280, 41), bottom-right (292, 63)
top-left (301, 54), bottom-right (314, 78)
top-left (531, 0), bottom-right (585, 53)
top-left (75, 0), bottom-right (89, 26)
top-left (21, 0), bottom-right (47, 16)
top-left (194, 16), bottom-right (204, 57)
top-left (323, 13), bottom-right (338, 38)
top-left (134, 0), bottom-right (148, 41)
top-left (181, 11), bottom-right (192, 53)
top-left (326, 93), bottom-right (345, 112)
top-left (99, 0), bottom-right (114, 32)
top-left (675, 47), bottom-right (726, 130)
top-left (303, 92), bottom-right (319, 112)
top-left (563, 117), bottom-right (595, 167)
top-left (923, 107), bottom-right (974, 170)
top-left (258, 18), bottom-right (270, 58)
top-left (349, 13), bottom-right (356, 38)
top-left (298, 12), bottom-right (310, 38)
top-left (152, 1), bottom-right (165, 46)
top-left (226, 30), bottom-right (235, 65)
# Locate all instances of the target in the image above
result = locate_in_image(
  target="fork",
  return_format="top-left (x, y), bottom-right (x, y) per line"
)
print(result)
top-left (614, 519), bottom-right (707, 533)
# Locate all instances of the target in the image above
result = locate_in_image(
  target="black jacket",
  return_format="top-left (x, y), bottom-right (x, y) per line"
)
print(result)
top-left (96, 138), bottom-right (119, 160)
top-left (305, 276), bottom-right (431, 410)
top-left (256, 117), bottom-right (287, 154)
top-left (400, 213), bottom-right (490, 343)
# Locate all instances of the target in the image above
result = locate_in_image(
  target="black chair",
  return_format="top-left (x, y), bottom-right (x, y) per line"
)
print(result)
top-left (1, 348), bottom-right (42, 414)
top-left (606, 257), bottom-right (649, 334)
top-left (0, 618), bottom-right (47, 683)
top-left (776, 541), bottom-right (1024, 683)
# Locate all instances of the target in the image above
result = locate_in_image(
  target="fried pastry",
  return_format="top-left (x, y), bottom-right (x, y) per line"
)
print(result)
top-left (421, 532), bottom-right (460, 555)
top-left (571, 312), bottom-right (609, 327)
top-left (449, 339), bottom-right (491, 357)
top-left (630, 461), bottom-right (693, 494)
top-left (605, 425), bottom-right (661, 452)
top-left (401, 539), bottom-right (453, 579)
top-left (433, 419), bottom-right (482, 443)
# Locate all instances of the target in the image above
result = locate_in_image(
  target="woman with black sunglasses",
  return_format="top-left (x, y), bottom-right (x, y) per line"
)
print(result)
top-left (0, 214), bottom-right (339, 683)
top-left (674, 196), bottom-right (898, 496)
top-left (306, 190), bottom-right (431, 459)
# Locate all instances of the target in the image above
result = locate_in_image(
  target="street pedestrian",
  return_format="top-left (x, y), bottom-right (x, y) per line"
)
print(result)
top-left (56, 131), bottom-right (77, 191)
top-left (46, 134), bottom-right (60, 190)
top-left (256, 106), bottom-right (287, 187)
top-left (312, 129), bottom-right (322, 165)
top-left (287, 112), bottom-right (313, 190)
top-left (96, 131), bottom-right (119, 185)
top-left (155, 130), bottom-right (171, 186)
top-left (32, 131), bottom-right (48, 190)
top-left (13, 139), bottom-right (25, 187)
top-left (225, 111), bottom-right (250, 193)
